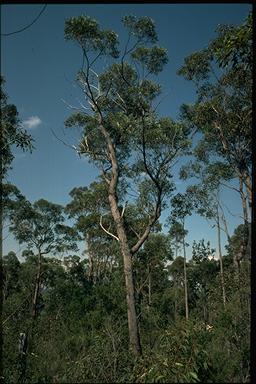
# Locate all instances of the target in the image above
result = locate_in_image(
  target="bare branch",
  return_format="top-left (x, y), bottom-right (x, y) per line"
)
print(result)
top-left (121, 201), bottom-right (127, 218)
top-left (220, 181), bottom-right (241, 194)
top-left (136, 271), bottom-right (150, 294)
top-left (89, 68), bottom-right (99, 78)
top-left (129, 226), bottom-right (140, 239)
top-left (77, 99), bottom-right (90, 111)
top-left (100, 216), bottom-right (119, 242)
top-left (50, 128), bottom-right (79, 153)
top-left (61, 98), bottom-right (83, 112)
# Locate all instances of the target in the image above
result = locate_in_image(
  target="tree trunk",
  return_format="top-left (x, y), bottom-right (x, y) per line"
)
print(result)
top-left (148, 267), bottom-right (152, 307)
top-left (239, 178), bottom-right (251, 263)
top-left (86, 235), bottom-right (94, 281)
top-left (99, 118), bottom-right (142, 356)
top-left (182, 220), bottom-right (189, 321)
top-left (174, 276), bottom-right (178, 322)
top-left (174, 242), bottom-right (178, 322)
top-left (217, 200), bottom-right (231, 243)
top-left (239, 178), bottom-right (249, 225)
top-left (243, 172), bottom-right (252, 208)
top-left (32, 252), bottom-right (42, 318)
top-left (216, 207), bottom-right (226, 306)
top-left (109, 192), bottom-right (142, 356)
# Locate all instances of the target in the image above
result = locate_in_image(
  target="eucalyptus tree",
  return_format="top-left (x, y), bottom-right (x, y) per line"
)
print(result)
top-left (1, 76), bottom-right (34, 179)
top-left (169, 221), bottom-right (186, 259)
top-left (181, 157), bottom-right (249, 272)
top-left (1, 77), bottom-right (34, 275)
top-left (170, 193), bottom-right (193, 320)
top-left (190, 239), bottom-right (217, 323)
top-left (134, 232), bottom-right (173, 310)
top-left (177, 13), bottom-right (252, 269)
top-left (66, 180), bottom-right (118, 282)
top-left (180, 161), bottom-right (232, 240)
top-left (178, 14), bottom-right (252, 211)
top-left (9, 198), bottom-right (79, 318)
top-left (64, 15), bottom-right (190, 355)
top-left (2, 251), bottom-right (21, 301)
top-left (168, 221), bottom-right (187, 320)
top-left (185, 184), bottom-right (227, 306)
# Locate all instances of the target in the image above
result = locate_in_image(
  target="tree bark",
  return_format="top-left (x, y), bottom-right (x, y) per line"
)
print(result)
top-left (242, 172), bottom-right (252, 208)
top-left (174, 276), bottom-right (178, 322)
top-left (216, 207), bottom-right (226, 306)
top-left (239, 177), bottom-right (249, 225)
top-left (32, 251), bottom-right (42, 319)
top-left (217, 199), bottom-right (230, 243)
top-left (108, 192), bottom-right (142, 356)
top-left (148, 267), bottom-right (152, 307)
top-left (98, 120), bottom-right (142, 356)
top-left (182, 220), bottom-right (189, 321)
top-left (86, 235), bottom-right (94, 281)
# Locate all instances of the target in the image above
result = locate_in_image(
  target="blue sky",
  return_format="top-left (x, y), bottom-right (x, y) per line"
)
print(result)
top-left (1, 3), bottom-right (251, 259)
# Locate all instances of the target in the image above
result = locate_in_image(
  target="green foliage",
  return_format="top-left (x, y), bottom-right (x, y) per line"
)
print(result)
top-left (192, 239), bottom-right (215, 263)
top-left (131, 46), bottom-right (168, 74)
top-left (2, 227), bottom-right (250, 383)
top-left (171, 192), bottom-right (193, 221)
top-left (177, 50), bottom-right (211, 82)
top-left (132, 320), bottom-right (214, 383)
top-left (178, 13), bottom-right (252, 197)
top-left (212, 13), bottom-right (252, 69)
top-left (225, 223), bottom-right (250, 260)
top-left (122, 15), bottom-right (157, 43)
top-left (2, 13), bottom-right (251, 384)
top-left (1, 76), bottom-right (34, 177)
top-left (64, 15), bottom-right (119, 57)
top-left (9, 198), bottom-right (79, 255)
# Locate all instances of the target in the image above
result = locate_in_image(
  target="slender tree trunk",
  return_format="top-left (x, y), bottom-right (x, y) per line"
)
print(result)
top-left (174, 276), bottom-right (178, 322)
top-left (216, 207), bottom-right (226, 306)
top-left (231, 178), bottom-right (251, 270)
top-left (109, 193), bottom-right (142, 356)
top-left (86, 235), bottom-right (94, 281)
top-left (243, 172), bottom-right (252, 209)
top-left (148, 267), bottom-right (152, 307)
top-left (32, 251), bottom-right (42, 318)
top-left (239, 178), bottom-right (249, 225)
top-left (203, 304), bottom-right (207, 325)
top-left (217, 199), bottom-right (231, 243)
top-left (99, 118), bottom-right (142, 356)
top-left (20, 250), bottom-right (42, 382)
top-left (239, 178), bottom-right (251, 263)
top-left (174, 241), bottom-right (178, 322)
top-left (182, 220), bottom-right (189, 321)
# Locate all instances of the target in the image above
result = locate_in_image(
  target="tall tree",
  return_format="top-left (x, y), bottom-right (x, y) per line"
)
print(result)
top-left (178, 14), bottom-right (252, 222)
top-left (190, 239), bottom-right (217, 324)
top-left (64, 15), bottom-right (190, 355)
top-left (1, 77), bottom-right (34, 293)
top-left (9, 198), bottom-right (78, 318)
top-left (168, 221), bottom-right (187, 321)
top-left (185, 184), bottom-right (227, 306)
top-left (66, 181), bottom-right (115, 282)
top-left (1, 76), bottom-right (34, 179)
top-left (170, 193), bottom-right (193, 320)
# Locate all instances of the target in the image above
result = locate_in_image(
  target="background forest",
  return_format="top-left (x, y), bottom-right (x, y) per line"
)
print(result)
top-left (1, 8), bottom-right (252, 384)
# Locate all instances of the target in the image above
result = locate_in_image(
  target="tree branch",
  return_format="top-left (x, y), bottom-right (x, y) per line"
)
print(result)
top-left (100, 216), bottom-right (119, 242)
